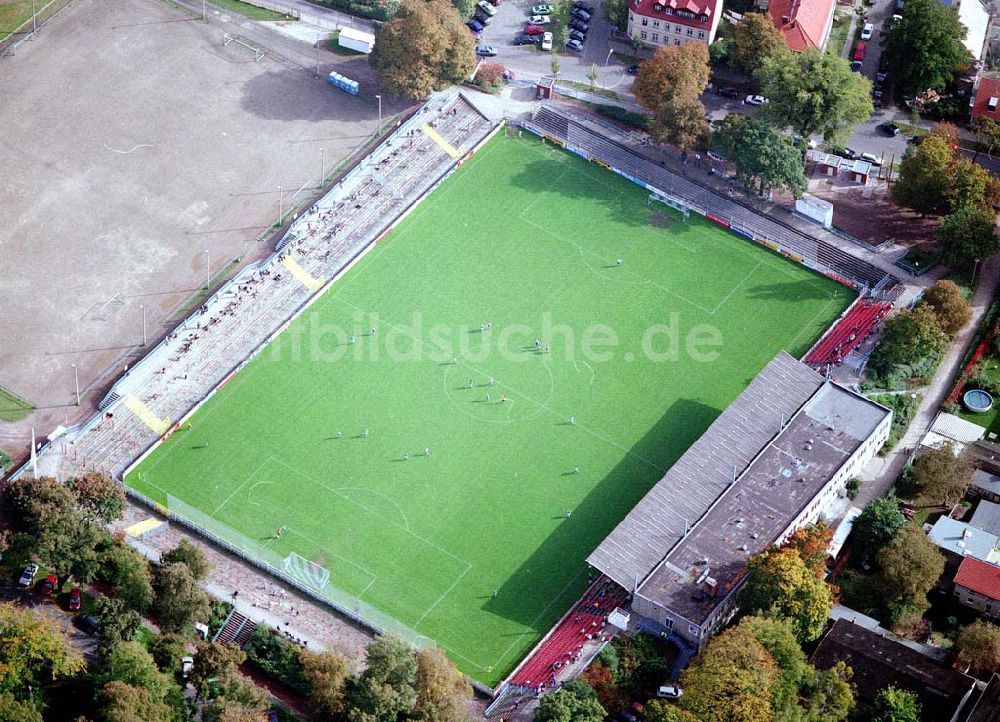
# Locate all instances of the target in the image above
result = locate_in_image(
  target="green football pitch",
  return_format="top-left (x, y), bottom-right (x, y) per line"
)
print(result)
top-left (126, 133), bottom-right (851, 685)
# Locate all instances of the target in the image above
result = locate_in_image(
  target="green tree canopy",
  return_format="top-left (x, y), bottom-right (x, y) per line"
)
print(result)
top-left (370, 0), bottom-right (476, 100)
top-left (957, 619), bottom-right (1000, 676)
top-left (852, 498), bottom-right (906, 561)
top-left (758, 48), bottom-right (872, 145)
top-left (160, 538), bottom-right (210, 581)
top-left (711, 114), bottom-right (807, 197)
top-left (201, 673), bottom-right (269, 722)
top-left (96, 640), bottom-right (171, 702)
top-left (920, 280), bottom-right (971, 336)
top-left (94, 596), bottom-right (144, 660)
top-left (937, 205), bottom-right (998, 268)
top-left (152, 562), bottom-right (210, 634)
top-left (301, 649), bottom-right (351, 721)
top-left (0, 693), bottom-right (43, 722)
top-left (870, 304), bottom-right (945, 375)
top-left (911, 442), bottom-right (974, 506)
top-left (891, 135), bottom-right (956, 215)
top-left (349, 635), bottom-right (417, 722)
top-left (104, 543), bottom-right (154, 614)
top-left (882, 0), bottom-right (969, 92)
top-left (739, 548), bottom-right (833, 643)
top-left (603, 0), bottom-right (628, 30)
top-left (877, 523), bottom-right (945, 618)
top-left (0, 602), bottom-right (84, 698)
top-left (733, 11), bottom-right (784, 75)
top-left (99, 681), bottom-right (174, 722)
top-left (870, 685), bottom-right (921, 722)
top-left (534, 680), bottom-right (606, 722)
top-left (972, 117), bottom-right (1000, 160)
top-left (950, 157), bottom-right (992, 212)
top-left (634, 43), bottom-right (711, 152)
top-left (190, 641), bottom-right (246, 701)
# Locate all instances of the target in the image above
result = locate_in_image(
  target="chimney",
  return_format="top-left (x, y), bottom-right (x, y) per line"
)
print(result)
top-left (990, 97), bottom-right (998, 112)
top-left (703, 577), bottom-right (718, 596)
top-left (963, 527), bottom-right (973, 539)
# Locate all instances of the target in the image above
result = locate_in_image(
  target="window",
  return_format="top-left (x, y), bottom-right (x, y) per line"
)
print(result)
top-left (686, 28), bottom-right (693, 35)
top-left (675, 24), bottom-right (682, 33)
top-left (688, 625), bottom-right (699, 636)
top-left (642, 17), bottom-right (648, 25)
top-left (665, 6), bottom-right (674, 13)
top-left (653, 20), bottom-right (660, 27)
top-left (651, 32), bottom-right (659, 41)
top-left (641, 30), bottom-right (648, 39)
top-left (698, 30), bottom-right (705, 38)
top-left (662, 617), bottom-right (675, 630)
top-left (674, 39), bottom-right (680, 45)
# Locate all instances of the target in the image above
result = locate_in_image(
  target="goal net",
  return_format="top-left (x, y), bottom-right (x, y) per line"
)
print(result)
top-left (283, 552), bottom-right (331, 593)
top-left (648, 191), bottom-right (691, 221)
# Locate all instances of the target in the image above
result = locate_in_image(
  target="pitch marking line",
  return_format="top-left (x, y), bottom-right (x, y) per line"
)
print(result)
top-left (281, 525), bottom-right (379, 598)
top-left (421, 123), bottom-right (460, 158)
top-left (210, 456), bottom-right (272, 518)
top-left (414, 564), bottom-right (471, 627)
top-left (707, 259), bottom-right (765, 316)
top-left (123, 395), bottom-right (171, 435)
top-left (280, 255), bottom-right (325, 292)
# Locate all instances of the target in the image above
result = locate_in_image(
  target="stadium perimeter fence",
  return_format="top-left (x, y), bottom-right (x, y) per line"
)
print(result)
top-left (519, 106), bottom-right (899, 297)
top-left (1, 0), bottom-right (76, 57)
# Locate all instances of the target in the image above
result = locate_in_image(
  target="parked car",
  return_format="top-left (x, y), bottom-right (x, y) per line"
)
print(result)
top-left (842, 147), bottom-right (859, 159)
top-left (850, 60), bottom-right (863, 72)
top-left (569, 19), bottom-right (589, 31)
top-left (657, 685), bottom-right (683, 699)
top-left (566, 38), bottom-right (584, 51)
top-left (571, 7), bottom-right (591, 19)
top-left (18, 562), bottom-right (39, 588)
top-left (716, 86), bottom-right (739, 98)
top-left (467, 19), bottom-right (484, 32)
top-left (860, 152), bottom-right (883, 166)
top-left (861, 22), bottom-right (874, 39)
top-left (853, 42), bottom-right (866, 61)
top-left (523, 23), bottom-right (546, 34)
top-left (514, 32), bottom-right (540, 44)
top-left (40, 574), bottom-right (58, 596)
top-left (626, 64), bottom-right (640, 74)
top-left (474, 11), bottom-right (492, 25)
top-left (792, 134), bottom-right (818, 149)
top-left (74, 614), bottom-right (100, 636)
top-left (68, 587), bottom-right (82, 611)
top-left (476, 45), bottom-right (497, 56)
top-left (876, 71), bottom-right (887, 83)
top-left (531, 3), bottom-right (553, 12)
top-left (878, 122), bottom-right (900, 137)
top-left (477, 0), bottom-right (497, 15)
top-left (529, 14), bottom-right (551, 23)
top-left (182, 656), bottom-right (194, 678)
top-left (744, 94), bottom-right (768, 105)
top-left (541, 31), bottom-right (553, 50)
top-left (619, 713), bottom-right (637, 722)
top-left (568, 29), bottom-right (586, 41)
top-left (573, 1), bottom-right (595, 11)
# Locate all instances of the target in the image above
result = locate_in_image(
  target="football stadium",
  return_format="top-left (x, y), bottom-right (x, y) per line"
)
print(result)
top-left (124, 111), bottom-right (853, 685)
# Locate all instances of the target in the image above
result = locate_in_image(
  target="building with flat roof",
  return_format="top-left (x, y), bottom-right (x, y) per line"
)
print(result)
top-left (587, 351), bottom-right (891, 647)
top-left (971, 499), bottom-right (1000, 537)
top-left (928, 516), bottom-right (1000, 563)
top-left (626, 0), bottom-right (723, 49)
top-left (971, 468), bottom-right (1000, 504)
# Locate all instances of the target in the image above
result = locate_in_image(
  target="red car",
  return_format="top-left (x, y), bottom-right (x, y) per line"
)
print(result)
top-left (853, 42), bottom-right (866, 60)
top-left (523, 23), bottom-right (546, 35)
top-left (68, 587), bottom-right (82, 611)
top-left (40, 574), bottom-right (58, 596)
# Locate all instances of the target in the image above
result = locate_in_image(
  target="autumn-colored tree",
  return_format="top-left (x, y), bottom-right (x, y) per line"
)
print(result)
top-left (972, 116), bottom-right (1000, 161)
top-left (160, 538), bottom-right (210, 581)
top-left (300, 649), bottom-right (351, 721)
top-left (634, 43), bottom-right (711, 152)
top-left (678, 623), bottom-right (776, 722)
top-left (189, 641), bottom-right (247, 701)
top-left (870, 304), bottom-right (945, 375)
top-left (739, 548), bottom-right (833, 643)
top-left (643, 700), bottom-right (699, 722)
top-left (733, 11), bottom-right (784, 75)
top-left (414, 647), bottom-right (471, 722)
top-left (579, 660), bottom-right (621, 712)
top-left (147, 632), bottom-right (189, 675)
top-left (853, 498), bottom-right (906, 561)
top-left (68, 472), bottom-right (125, 524)
top-left (949, 157), bottom-right (992, 212)
top-left (0, 693), bottom-right (43, 722)
top-left (877, 524), bottom-right (945, 618)
top-left (152, 562), bottom-right (210, 634)
top-left (201, 673), bottom-right (269, 722)
top-left (370, 0), bottom-right (476, 100)
top-left (892, 135), bottom-right (956, 215)
top-left (783, 524), bottom-right (833, 577)
top-left (920, 280), bottom-right (971, 336)
top-left (930, 121), bottom-right (960, 147)
top-left (99, 681), bottom-right (174, 722)
top-left (956, 619), bottom-right (1000, 676)
top-left (0, 602), bottom-right (84, 699)
top-left (911, 441), bottom-right (974, 506)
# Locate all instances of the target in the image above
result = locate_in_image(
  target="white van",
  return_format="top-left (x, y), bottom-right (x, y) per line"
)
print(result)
top-left (541, 31), bottom-right (553, 51)
top-left (477, 0), bottom-right (497, 15)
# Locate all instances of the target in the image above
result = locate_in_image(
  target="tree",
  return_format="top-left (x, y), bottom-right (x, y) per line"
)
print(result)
top-left (882, 0), bottom-right (969, 92)
top-left (190, 641), bottom-right (246, 701)
top-left (677, 623), bottom-right (776, 722)
top-left (739, 548), bottom-right (832, 643)
top-left (369, 0), bottom-right (476, 100)
top-left (803, 663), bottom-right (854, 722)
top-left (450, 0), bottom-right (475, 18)
top-left (0, 602), bottom-right (84, 696)
top-left (68, 472), bottom-right (125, 524)
top-left (938, 205), bottom-right (998, 268)
top-left (643, 700), bottom-right (699, 722)
top-left (586, 63), bottom-right (599, 90)
top-left (732, 12), bottom-right (784, 75)
top-left (414, 647), bottom-right (471, 722)
top-left (949, 157), bottom-right (992, 211)
top-left (96, 641), bottom-right (171, 701)
top-left (877, 524), bottom-right (945, 617)
top-left (147, 632), bottom-right (189, 675)
top-left (758, 49), bottom-right (872, 145)
top-left (534, 681), bottom-right (606, 722)
top-left (853, 498), bottom-right (906, 561)
top-left (550, 56), bottom-right (560, 79)
top-left (634, 43), bottom-right (711, 153)
top-left (0, 693), bottom-right (43, 722)
top-left (870, 304), bottom-right (945, 375)
top-left (870, 686), bottom-right (921, 722)
top-left (711, 114), bottom-right (806, 196)
top-left (892, 135), bottom-right (955, 215)
top-left (783, 524), bottom-right (833, 577)
top-left (201, 673), bottom-right (269, 722)
top-left (349, 636), bottom-right (417, 722)
top-left (99, 681), bottom-right (174, 722)
top-left (911, 442), bottom-right (974, 505)
top-left (603, 0), bottom-right (628, 30)
top-left (152, 562), bottom-right (210, 634)
top-left (160, 538), bottom-right (210, 581)
top-left (301, 649), bottom-right (351, 721)
top-left (972, 116), bottom-right (1000, 161)
top-left (957, 619), bottom-right (1000, 676)
top-left (920, 280), bottom-right (971, 336)
top-left (104, 543), bottom-right (154, 613)
top-left (94, 596), bottom-right (143, 659)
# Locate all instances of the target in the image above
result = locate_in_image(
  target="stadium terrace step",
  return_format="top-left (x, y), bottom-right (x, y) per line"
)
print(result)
top-left (214, 607), bottom-right (258, 648)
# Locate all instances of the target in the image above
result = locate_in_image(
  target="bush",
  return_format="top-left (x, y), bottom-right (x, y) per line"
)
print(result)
top-left (244, 626), bottom-right (310, 697)
top-left (474, 63), bottom-right (506, 93)
top-left (846, 478), bottom-right (860, 500)
top-left (207, 599), bottom-right (232, 638)
top-left (594, 104), bottom-right (651, 130)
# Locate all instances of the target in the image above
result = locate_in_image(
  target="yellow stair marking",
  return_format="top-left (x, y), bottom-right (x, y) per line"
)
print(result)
top-left (124, 395), bottom-right (171, 435)
top-left (125, 517), bottom-right (165, 538)
top-left (280, 255), bottom-right (325, 292)
top-left (421, 123), bottom-right (460, 158)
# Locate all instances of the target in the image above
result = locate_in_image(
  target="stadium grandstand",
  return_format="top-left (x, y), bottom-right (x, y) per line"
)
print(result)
top-left (804, 298), bottom-right (893, 368)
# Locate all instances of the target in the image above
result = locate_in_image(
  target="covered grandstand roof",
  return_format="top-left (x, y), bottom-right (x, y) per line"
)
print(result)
top-left (586, 351), bottom-right (824, 590)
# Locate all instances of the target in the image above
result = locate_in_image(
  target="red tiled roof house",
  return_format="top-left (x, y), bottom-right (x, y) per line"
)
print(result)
top-left (971, 77), bottom-right (1000, 123)
top-left (953, 556), bottom-right (1000, 620)
top-left (758, 0), bottom-right (837, 52)
top-left (627, 0), bottom-right (723, 49)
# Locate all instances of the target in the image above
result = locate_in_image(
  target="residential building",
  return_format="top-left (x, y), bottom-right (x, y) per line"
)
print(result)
top-left (928, 516), bottom-right (1000, 563)
top-left (587, 351), bottom-right (892, 649)
top-left (965, 673), bottom-right (1000, 722)
top-left (941, 0), bottom-right (990, 62)
top-left (626, 0), bottom-right (723, 49)
top-left (811, 619), bottom-right (977, 721)
top-left (758, 0), bottom-right (837, 53)
top-left (971, 77), bottom-right (1000, 124)
top-left (920, 411), bottom-right (986, 451)
top-left (953, 556), bottom-right (1000, 619)
top-left (971, 499), bottom-right (1000, 537)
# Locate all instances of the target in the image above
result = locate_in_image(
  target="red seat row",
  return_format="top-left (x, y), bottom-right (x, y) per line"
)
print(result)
top-left (805, 300), bottom-right (891, 365)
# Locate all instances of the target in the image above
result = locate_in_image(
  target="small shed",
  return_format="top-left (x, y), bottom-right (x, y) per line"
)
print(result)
top-left (536, 76), bottom-right (556, 99)
top-left (338, 26), bottom-right (375, 54)
top-left (809, 150), bottom-right (842, 176)
top-left (844, 159), bottom-right (872, 184)
top-left (795, 193), bottom-right (833, 228)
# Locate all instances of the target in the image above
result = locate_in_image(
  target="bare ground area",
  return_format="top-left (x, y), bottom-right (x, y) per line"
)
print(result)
top-left (0, 0), bottom-right (378, 450)
top-left (808, 182), bottom-right (942, 249)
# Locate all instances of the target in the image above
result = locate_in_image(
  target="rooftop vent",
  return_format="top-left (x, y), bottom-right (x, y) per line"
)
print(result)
top-left (989, 97), bottom-right (999, 112)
